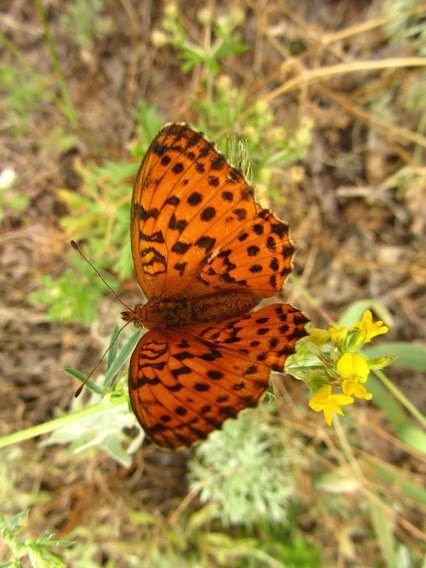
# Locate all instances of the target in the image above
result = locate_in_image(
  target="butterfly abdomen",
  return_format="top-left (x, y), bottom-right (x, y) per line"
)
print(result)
top-left (128, 290), bottom-right (260, 330)
top-left (187, 290), bottom-right (260, 325)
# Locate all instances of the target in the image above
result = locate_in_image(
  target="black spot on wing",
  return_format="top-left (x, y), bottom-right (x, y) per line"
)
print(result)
top-left (228, 169), bottom-right (242, 183)
top-left (173, 262), bottom-right (187, 276)
top-left (195, 236), bottom-right (216, 253)
top-left (233, 208), bottom-right (247, 221)
top-left (247, 245), bottom-right (260, 256)
top-left (140, 230), bottom-right (164, 243)
top-left (188, 192), bottom-right (203, 206)
top-left (165, 195), bottom-right (180, 206)
top-left (201, 207), bottom-right (216, 222)
top-left (208, 176), bottom-right (220, 187)
top-left (267, 236), bottom-right (276, 252)
top-left (172, 241), bottom-right (191, 254)
top-left (211, 155), bottom-right (226, 170)
top-left (238, 232), bottom-right (249, 242)
top-left (135, 203), bottom-right (159, 221)
top-left (171, 366), bottom-right (191, 378)
top-left (207, 370), bottom-right (224, 380)
top-left (172, 162), bottom-right (184, 174)
top-left (168, 214), bottom-right (188, 233)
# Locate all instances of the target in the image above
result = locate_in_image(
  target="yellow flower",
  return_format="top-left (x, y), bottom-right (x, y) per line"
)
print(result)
top-left (329, 326), bottom-right (348, 346)
top-left (337, 353), bottom-right (370, 383)
top-left (309, 328), bottom-right (330, 346)
top-left (341, 380), bottom-right (373, 399)
top-left (309, 385), bottom-right (354, 426)
top-left (337, 353), bottom-right (372, 400)
top-left (352, 310), bottom-right (389, 343)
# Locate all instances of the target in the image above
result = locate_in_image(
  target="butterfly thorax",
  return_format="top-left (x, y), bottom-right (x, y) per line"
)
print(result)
top-left (122, 290), bottom-right (260, 330)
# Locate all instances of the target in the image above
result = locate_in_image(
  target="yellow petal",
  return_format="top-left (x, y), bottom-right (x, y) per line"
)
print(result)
top-left (353, 383), bottom-right (367, 398)
top-left (342, 379), bottom-right (354, 396)
top-left (332, 393), bottom-right (354, 406)
top-left (337, 353), bottom-right (370, 382)
top-left (353, 383), bottom-right (373, 400)
top-left (332, 405), bottom-right (345, 417)
top-left (352, 310), bottom-right (389, 343)
top-left (309, 328), bottom-right (330, 346)
top-left (309, 385), bottom-right (332, 408)
top-left (324, 408), bottom-right (333, 426)
top-left (329, 326), bottom-right (348, 345)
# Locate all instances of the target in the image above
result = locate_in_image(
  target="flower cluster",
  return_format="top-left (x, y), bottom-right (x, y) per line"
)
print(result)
top-left (298, 310), bottom-right (392, 426)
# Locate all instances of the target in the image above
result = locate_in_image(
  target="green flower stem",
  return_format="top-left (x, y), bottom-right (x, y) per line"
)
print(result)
top-left (35, 0), bottom-right (79, 125)
top-left (0, 32), bottom-right (41, 78)
top-left (289, 274), bottom-right (335, 326)
top-left (374, 368), bottom-right (426, 428)
top-left (287, 363), bottom-right (327, 372)
top-left (0, 396), bottom-right (127, 449)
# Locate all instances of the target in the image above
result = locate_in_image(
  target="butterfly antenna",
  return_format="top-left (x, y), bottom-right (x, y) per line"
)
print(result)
top-left (70, 240), bottom-right (133, 312)
top-left (74, 320), bottom-right (132, 397)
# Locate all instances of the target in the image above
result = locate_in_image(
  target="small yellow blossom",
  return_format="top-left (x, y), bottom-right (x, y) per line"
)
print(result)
top-left (337, 353), bottom-right (372, 400)
top-left (217, 75), bottom-right (233, 92)
top-left (337, 353), bottom-right (370, 383)
top-left (290, 165), bottom-right (305, 182)
top-left (309, 385), bottom-right (354, 426)
top-left (329, 326), bottom-right (348, 346)
top-left (164, 2), bottom-right (178, 17)
top-left (309, 328), bottom-right (330, 346)
top-left (271, 127), bottom-right (286, 143)
top-left (197, 6), bottom-right (214, 24)
top-left (352, 310), bottom-right (389, 343)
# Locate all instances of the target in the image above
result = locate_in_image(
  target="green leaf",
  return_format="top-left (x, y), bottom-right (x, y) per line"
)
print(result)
top-left (369, 497), bottom-right (397, 568)
top-left (336, 300), bottom-right (393, 328)
top-left (106, 326), bottom-right (120, 370)
top-left (42, 400), bottom-right (142, 467)
top-left (30, 258), bottom-right (107, 326)
top-left (368, 376), bottom-right (426, 454)
top-left (397, 421), bottom-right (426, 455)
top-left (2, 510), bottom-right (29, 530)
top-left (364, 342), bottom-right (426, 371)
top-left (63, 368), bottom-right (104, 396)
top-left (365, 457), bottom-right (426, 506)
top-left (103, 330), bottom-right (142, 389)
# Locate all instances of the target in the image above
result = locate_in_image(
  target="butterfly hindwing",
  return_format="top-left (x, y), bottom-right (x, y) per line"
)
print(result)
top-left (128, 304), bottom-right (308, 448)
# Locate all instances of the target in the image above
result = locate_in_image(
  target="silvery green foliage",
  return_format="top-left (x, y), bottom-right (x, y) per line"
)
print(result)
top-left (188, 405), bottom-right (294, 526)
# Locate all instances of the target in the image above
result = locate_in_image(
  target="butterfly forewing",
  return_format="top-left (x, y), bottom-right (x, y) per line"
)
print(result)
top-left (131, 123), bottom-right (261, 299)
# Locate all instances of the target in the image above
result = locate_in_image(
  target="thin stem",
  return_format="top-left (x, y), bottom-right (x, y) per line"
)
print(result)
top-left (35, 0), bottom-right (79, 125)
top-left (289, 273), bottom-right (335, 326)
top-left (0, 396), bottom-right (127, 449)
top-left (374, 368), bottom-right (426, 428)
top-left (0, 32), bottom-right (41, 78)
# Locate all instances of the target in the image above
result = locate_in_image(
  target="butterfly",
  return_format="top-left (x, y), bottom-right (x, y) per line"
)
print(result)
top-left (121, 123), bottom-right (308, 449)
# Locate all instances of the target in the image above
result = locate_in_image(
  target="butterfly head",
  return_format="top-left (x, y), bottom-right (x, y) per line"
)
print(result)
top-left (121, 304), bottom-right (145, 328)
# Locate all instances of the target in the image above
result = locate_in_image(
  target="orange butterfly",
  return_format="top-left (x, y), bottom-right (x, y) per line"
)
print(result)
top-left (122, 123), bottom-right (308, 449)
